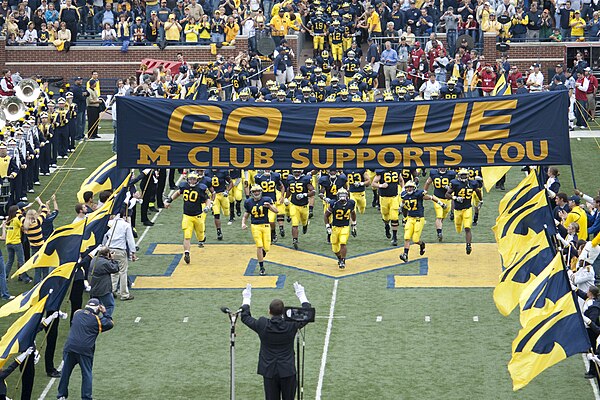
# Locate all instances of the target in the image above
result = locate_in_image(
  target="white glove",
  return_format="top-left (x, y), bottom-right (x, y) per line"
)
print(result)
top-left (455, 196), bottom-right (464, 203)
top-left (43, 311), bottom-right (59, 325)
top-left (475, 176), bottom-right (483, 181)
top-left (293, 281), bottom-right (309, 304)
top-left (296, 193), bottom-right (306, 200)
top-left (33, 349), bottom-right (40, 365)
top-left (354, 181), bottom-right (364, 187)
top-left (437, 200), bottom-right (446, 208)
top-left (318, 193), bottom-right (325, 199)
top-left (223, 190), bottom-right (229, 197)
top-left (203, 205), bottom-right (212, 213)
top-left (326, 224), bottom-right (332, 235)
top-left (59, 311), bottom-right (68, 320)
top-left (16, 347), bottom-right (34, 363)
top-left (242, 283), bottom-right (252, 306)
top-left (283, 198), bottom-right (290, 206)
top-left (583, 315), bottom-right (592, 326)
top-left (142, 168), bottom-right (152, 175)
top-left (478, 200), bottom-right (484, 207)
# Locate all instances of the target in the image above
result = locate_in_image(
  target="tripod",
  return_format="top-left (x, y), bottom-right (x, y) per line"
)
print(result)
top-left (222, 307), bottom-right (241, 400)
top-left (296, 327), bottom-right (306, 400)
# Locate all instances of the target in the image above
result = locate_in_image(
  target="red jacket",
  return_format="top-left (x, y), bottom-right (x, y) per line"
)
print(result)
top-left (0, 76), bottom-right (14, 97)
top-left (508, 71), bottom-right (522, 91)
top-left (410, 48), bottom-right (424, 69)
top-left (480, 70), bottom-right (496, 93)
top-left (587, 74), bottom-right (598, 94)
top-left (575, 76), bottom-right (590, 101)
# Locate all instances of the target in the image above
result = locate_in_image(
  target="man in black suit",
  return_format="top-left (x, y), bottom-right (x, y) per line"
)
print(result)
top-left (241, 282), bottom-right (311, 400)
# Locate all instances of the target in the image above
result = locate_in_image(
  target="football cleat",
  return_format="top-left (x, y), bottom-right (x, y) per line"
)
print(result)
top-left (279, 226), bottom-right (285, 237)
top-left (184, 252), bottom-right (190, 264)
top-left (399, 253), bottom-right (408, 262)
top-left (198, 242), bottom-right (204, 248)
top-left (391, 239), bottom-right (398, 246)
top-left (437, 232), bottom-right (443, 242)
top-left (272, 234), bottom-right (278, 243)
top-left (449, 211), bottom-right (454, 221)
top-left (293, 238), bottom-right (299, 250)
top-left (217, 229), bottom-right (223, 241)
top-left (466, 243), bottom-right (472, 255)
top-left (338, 259), bottom-right (346, 269)
top-left (259, 266), bottom-right (266, 276)
top-left (419, 242), bottom-right (426, 256)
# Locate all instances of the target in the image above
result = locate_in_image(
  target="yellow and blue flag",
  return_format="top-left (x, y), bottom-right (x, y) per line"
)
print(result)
top-left (494, 230), bottom-right (555, 316)
top-left (508, 253), bottom-right (590, 390)
top-left (0, 296), bottom-right (47, 368)
top-left (496, 171), bottom-right (539, 217)
top-left (11, 220), bottom-right (85, 278)
top-left (492, 73), bottom-right (512, 96)
top-left (77, 155), bottom-right (130, 203)
top-left (481, 166), bottom-right (511, 193)
top-left (1, 263), bottom-right (76, 318)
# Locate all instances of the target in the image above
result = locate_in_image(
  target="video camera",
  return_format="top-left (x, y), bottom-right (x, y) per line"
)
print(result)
top-left (284, 307), bottom-right (316, 323)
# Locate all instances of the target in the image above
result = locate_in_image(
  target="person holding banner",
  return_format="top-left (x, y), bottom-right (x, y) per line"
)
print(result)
top-left (446, 169), bottom-right (483, 255)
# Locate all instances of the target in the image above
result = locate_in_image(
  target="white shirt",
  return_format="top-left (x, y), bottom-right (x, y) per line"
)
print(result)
top-left (527, 71), bottom-right (544, 91)
top-left (579, 241), bottom-right (600, 265)
top-left (573, 266), bottom-right (595, 292)
top-left (23, 29), bottom-right (37, 43)
top-left (419, 80), bottom-right (441, 100)
top-left (103, 217), bottom-right (136, 253)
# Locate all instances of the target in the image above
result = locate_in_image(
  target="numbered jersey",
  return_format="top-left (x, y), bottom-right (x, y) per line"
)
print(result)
top-left (345, 169), bottom-right (366, 193)
top-left (449, 179), bottom-right (480, 210)
top-left (468, 167), bottom-right (482, 181)
top-left (400, 189), bottom-right (425, 218)
top-left (254, 172), bottom-right (283, 198)
top-left (400, 168), bottom-right (418, 182)
top-left (276, 169), bottom-right (291, 188)
top-left (318, 173), bottom-right (347, 199)
top-left (206, 169), bottom-right (231, 193)
top-left (244, 196), bottom-right (273, 224)
top-left (287, 174), bottom-right (312, 206)
top-left (429, 169), bottom-right (457, 198)
top-left (343, 58), bottom-right (360, 78)
top-left (328, 199), bottom-right (356, 227)
top-left (375, 169), bottom-right (402, 197)
top-left (178, 182), bottom-right (210, 216)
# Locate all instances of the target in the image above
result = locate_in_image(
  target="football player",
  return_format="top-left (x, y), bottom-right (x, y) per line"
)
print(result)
top-left (324, 188), bottom-right (357, 269)
top-left (205, 168), bottom-right (233, 241)
top-left (164, 171), bottom-right (213, 264)
top-left (254, 169), bottom-right (286, 242)
top-left (329, 20), bottom-right (345, 68)
top-left (318, 170), bottom-right (348, 241)
top-left (372, 169), bottom-right (404, 246)
top-left (242, 185), bottom-right (280, 276)
top-left (285, 169), bottom-right (316, 250)
top-left (398, 181), bottom-right (447, 262)
top-left (228, 168), bottom-right (245, 225)
top-left (446, 169), bottom-right (483, 255)
top-left (345, 169), bottom-right (371, 215)
top-left (424, 167), bottom-right (456, 241)
top-left (342, 51), bottom-right (360, 86)
top-left (467, 167), bottom-right (484, 226)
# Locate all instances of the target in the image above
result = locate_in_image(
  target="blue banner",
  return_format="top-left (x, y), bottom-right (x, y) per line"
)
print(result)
top-left (116, 91), bottom-right (571, 169)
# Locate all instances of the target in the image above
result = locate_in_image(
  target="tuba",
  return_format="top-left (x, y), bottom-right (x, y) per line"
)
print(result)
top-left (15, 79), bottom-right (41, 103)
top-left (0, 112), bottom-right (5, 130)
top-left (0, 97), bottom-right (26, 122)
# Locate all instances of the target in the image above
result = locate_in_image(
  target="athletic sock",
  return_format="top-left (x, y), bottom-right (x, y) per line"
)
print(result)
top-left (404, 248), bottom-right (409, 255)
top-left (436, 229), bottom-right (442, 235)
top-left (259, 261), bottom-right (264, 268)
top-left (392, 230), bottom-right (397, 240)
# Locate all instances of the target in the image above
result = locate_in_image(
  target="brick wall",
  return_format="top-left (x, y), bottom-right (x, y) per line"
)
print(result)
top-left (0, 35), bottom-right (298, 82)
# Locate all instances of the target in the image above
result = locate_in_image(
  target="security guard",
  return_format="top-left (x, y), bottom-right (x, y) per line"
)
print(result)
top-left (242, 185), bottom-right (279, 275)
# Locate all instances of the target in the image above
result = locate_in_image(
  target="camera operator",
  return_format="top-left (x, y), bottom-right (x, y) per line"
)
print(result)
top-left (240, 282), bottom-right (311, 400)
top-left (56, 298), bottom-right (114, 400)
top-left (89, 246), bottom-right (120, 317)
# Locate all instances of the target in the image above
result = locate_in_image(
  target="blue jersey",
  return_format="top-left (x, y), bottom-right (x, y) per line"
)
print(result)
top-left (401, 189), bottom-right (425, 217)
top-left (254, 172), bottom-right (283, 198)
top-left (318, 173), bottom-right (347, 199)
top-left (375, 169), bottom-right (402, 198)
top-left (344, 169), bottom-right (366, 193)
top-left (328, 199), bottom-right (356, 227)
top-left (428, 169), bottom-right (456, 198)
top-left (178, 181), bottom-right (210, 216)
top-left (206, 169), bottom-right (231, 193)
top-left (276, 170), bottom-right (292, 188)
top-left (244, 196), bottom-right (273, 224)
top-left (449, 179), bottom-right (480, 210)
top-left (287, 174), bottom-right (312, 206)
top-left (467, 167), bottom-right (482, 181)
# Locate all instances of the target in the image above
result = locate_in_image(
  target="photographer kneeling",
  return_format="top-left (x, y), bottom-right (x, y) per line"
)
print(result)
top-left (241, 282), bottom-right (312, 400)
top-left (89, 246), bottom-right (120, 318)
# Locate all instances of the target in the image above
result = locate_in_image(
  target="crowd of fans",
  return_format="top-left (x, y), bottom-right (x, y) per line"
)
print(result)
top-left (4, 0), bottom-right (600, 51)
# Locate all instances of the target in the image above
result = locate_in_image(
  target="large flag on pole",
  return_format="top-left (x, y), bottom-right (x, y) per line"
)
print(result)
top-left (508, 253), bottom-right (590, 390)
top-left (11, 220), bottom-right (85, 278)
top-left (77, 155), bottom-right (130, 203)
top-left (1, 263), bottom-right (76, 318)
top-left (0, 296), bottom-right (47, 368)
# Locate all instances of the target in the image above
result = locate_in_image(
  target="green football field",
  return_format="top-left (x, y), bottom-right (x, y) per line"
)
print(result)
top-left (0, 130), bottom-right (598, 400)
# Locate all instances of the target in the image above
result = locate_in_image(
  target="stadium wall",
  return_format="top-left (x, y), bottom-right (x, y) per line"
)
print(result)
top-left (0, 35), bottom-right (301, 81)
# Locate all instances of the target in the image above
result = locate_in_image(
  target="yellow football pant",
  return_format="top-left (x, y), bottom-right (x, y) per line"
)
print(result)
top-left (350, 192), bottom-right (366, 214)
top-left (331, 43), bottom-right (343, 61)
top-left (251, 223), bottom-right (271, 251)
top-left (290, 204), bottom-right (309, 227)
top-left (229, 180), bottom-right (244, 203)
top-left (380, 196), bottom-right (399, 221)
top-left (331, 225), bottom-right (350, 253)
top-left (434, 199), bottom-right (451, 219)
top-left (182, 213), bottom-right (206, 241)
top-left (404, 216), bottom-right (425, 242)
top-left (212, 192), bottom-right (230, 216)
top-left (313, 35), bottom-right (325, 50)
top-left (454, 208), bottom-right (473, 233)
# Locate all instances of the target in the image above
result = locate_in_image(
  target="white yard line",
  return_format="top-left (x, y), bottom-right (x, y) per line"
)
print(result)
top-left (581, 354), bottom-right (600, 400)
top-left (376, 316), bottom-right (382, 322)
top-left (315, 279), bottom-right (339, 400)
top-left (38, 361), bottom-right (63, 400)
top-left (473, 316), bottom-right (479, 322)
top-left (183, 317), bottom-right (189, 323)
top-left (425, 316), bottom-right (431, 322)
top-left (134, 317), bottom-right (141, 323)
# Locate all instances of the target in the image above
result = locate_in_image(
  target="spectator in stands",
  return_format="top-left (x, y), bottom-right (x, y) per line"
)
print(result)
top-left (101, 22), bottom-right (117, 45)
top-left (366, 6), bottom-right (382, 37)
top-left (146, 10), bottom-right (160, 42)
top-left (539, 8), bottom-right (554, 40)
top-left (32, 8), bottom-right (43, 31)
top-left (211, 9), bottom-right (225, 45)
top-left (95, 3), bottom-right (116, 34)
top-left (526, 2), bottom-right (542, 40)
top-left (416, 8), bottom-right (434, 35)
top-left (188, 0), bottom-right (203, 20)
top-left (224, 15), bottom-right (239, 44)
top-left (511, 7), bottom-right (528, 41)
top-left (115, 13), bottom-right (132, 50)
top-left (588, 11), bottom-right (600, 40)
top-left (38, 22), bottom-right (49, 45)
top-left (164, 13), bottom-right (182, 44)
top-left (23, 20), bottom-right (37, 44)
top-left (54, 20), bottom-right (71, 51)
top-left (184, 15), bottom-right (199, 43)
top-left (44, 1), bottom-right (57, 24)
top-left (198, 13), bottom-right (211, 44)
top-left (558, 1), bottom-right (573, 41)
top-left (570, 10), bottom-right (586, 40)
top-left (59, 0), bottom-right (79, 42)
top-left (440, 7), bottom-right (459, 56)
top-left (145, 0), bottom-right (159, 22)
top-left (550, 27), bottom-right (563, 41)
top-left (383, 21), bottom-right (399, 44)
top-left (131, 15), bottom-right (146, 43)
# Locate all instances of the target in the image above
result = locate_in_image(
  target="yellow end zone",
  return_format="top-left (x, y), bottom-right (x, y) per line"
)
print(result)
top-left (133, 243), bottom-right (501, 290)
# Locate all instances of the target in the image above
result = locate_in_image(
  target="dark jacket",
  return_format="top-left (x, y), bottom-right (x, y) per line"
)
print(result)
top-left (71, 83), bottom-right (88, 111)
top-left (241, 302), bottom-right (311, 378)
top-left (64, 308), bottom-right (113, 357)
top-left (89, 255), bottom-right (119, 297)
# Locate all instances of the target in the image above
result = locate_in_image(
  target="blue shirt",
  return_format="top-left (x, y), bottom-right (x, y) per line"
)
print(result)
top-left (381, 49), bottom-right (399, 66)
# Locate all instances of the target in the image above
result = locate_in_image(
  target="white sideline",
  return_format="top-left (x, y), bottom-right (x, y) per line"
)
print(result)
top-left (38, 178), bottom-right (183, 399)
top-left (315, 279), bottom-right (339, 400)
top-left (581, 354), bottom-right (600, 400)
